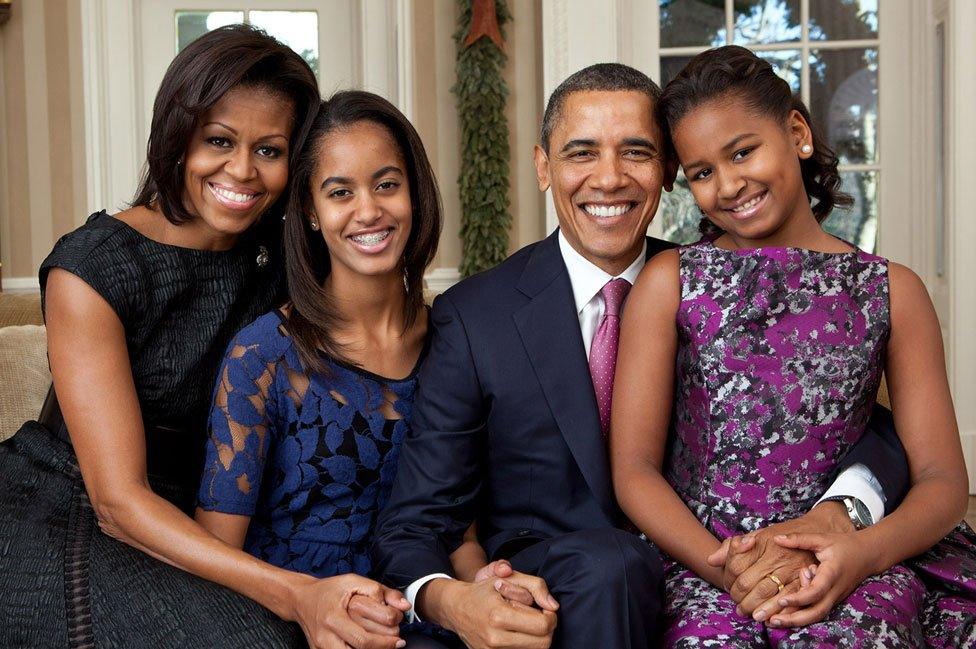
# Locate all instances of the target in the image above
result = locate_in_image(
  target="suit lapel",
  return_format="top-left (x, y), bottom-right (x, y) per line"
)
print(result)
top-left (512, 232), bottom-right (615, 519)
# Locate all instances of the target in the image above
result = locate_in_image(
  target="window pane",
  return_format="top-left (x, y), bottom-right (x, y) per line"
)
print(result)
top-left (809, 0), bottom-right (878, 41)
top-left (733, 0), bottom-right (800, 45)
top-left (808, 48), bottom-right (878, 164)
top-left (660, 55), bottom-right (696, 86)
top-left (176, 11), bottom-right (244, 52)
top-left (249, 11), bottom-right (319, 78)
top-left (757, 49), bottom-right (801, 93)
top-left (659, 173), bottom-right (703, 245)
top-left (659, 0), bottom-right (726, 48)
top-left (824, 170), bottom-right (878, 253)
top-left (662, 51), bottom-right (799, 94)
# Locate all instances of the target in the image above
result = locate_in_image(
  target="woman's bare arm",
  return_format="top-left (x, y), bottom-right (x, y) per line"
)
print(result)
top-left (45, 268), bottom-right (405, 649)
top-left (610, 250), bottom-right (725, 587)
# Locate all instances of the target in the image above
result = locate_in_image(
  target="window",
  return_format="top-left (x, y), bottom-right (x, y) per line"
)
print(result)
top-left (175, 10), bottom-right (320, 78)
top-left (656, 0), bottom-right (880, 251)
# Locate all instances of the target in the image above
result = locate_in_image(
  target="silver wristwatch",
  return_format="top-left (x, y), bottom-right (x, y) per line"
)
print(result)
top-left (824, 495), bottom-right (872, 530)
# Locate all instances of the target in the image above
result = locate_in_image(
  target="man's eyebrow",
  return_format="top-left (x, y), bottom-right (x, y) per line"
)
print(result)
top-left (560, 139), bottom-right (598, 153)
top-left (621, 137), bottom-right (657, 151)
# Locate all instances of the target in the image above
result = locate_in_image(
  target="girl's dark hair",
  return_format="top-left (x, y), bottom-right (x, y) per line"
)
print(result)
top-left (658, 45), bottom-right (852, 236)
top-left (133, 24), bottom-right (320, 228)
top-left (284, 91), bottom-right (442, 374)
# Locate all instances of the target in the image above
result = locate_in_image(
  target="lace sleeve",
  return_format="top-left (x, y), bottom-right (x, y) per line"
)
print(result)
top-left (197, 337), bottom-right (278, 515)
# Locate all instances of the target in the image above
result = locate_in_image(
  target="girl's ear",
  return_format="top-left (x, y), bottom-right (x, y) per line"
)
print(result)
top-left (788, 109), bottom-right (814, 159)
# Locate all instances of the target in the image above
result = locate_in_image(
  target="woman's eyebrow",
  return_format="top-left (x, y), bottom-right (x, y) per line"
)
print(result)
top-left (203, 122), bottom-right (288, 141)
top-left (372, 165), bottom-right (404, 180)
top-left (721, 133), bottom-right (759, 151)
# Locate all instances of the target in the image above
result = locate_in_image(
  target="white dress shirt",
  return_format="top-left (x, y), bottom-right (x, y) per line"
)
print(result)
top-left (404, 233), bottom-right (885, 620)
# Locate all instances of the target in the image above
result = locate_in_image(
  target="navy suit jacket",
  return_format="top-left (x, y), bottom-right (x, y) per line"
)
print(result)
top-left (371, 231), bottom-right (908, 589)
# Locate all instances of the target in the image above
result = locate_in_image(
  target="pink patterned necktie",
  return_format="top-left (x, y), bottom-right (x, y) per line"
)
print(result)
top-left (589, 278), bottom-right (632, 438)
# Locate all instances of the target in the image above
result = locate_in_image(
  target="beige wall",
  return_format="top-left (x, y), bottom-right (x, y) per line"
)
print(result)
top-left (411, 0), bottom-right (544, 271)
top-left (0, 0), bottom-right (87, 284)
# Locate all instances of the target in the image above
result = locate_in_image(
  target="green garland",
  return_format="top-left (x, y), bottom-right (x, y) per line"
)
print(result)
top-left (453, 0), bottom-right (512, 277)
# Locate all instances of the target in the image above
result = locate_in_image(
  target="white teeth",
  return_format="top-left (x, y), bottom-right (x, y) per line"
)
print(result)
top-left (583, 204), bottom-right (630, 218)
top-left (732, 193), bottom-right (765, 212)
top-left (351, 230), bottom-right (391, 246)
top-left (211, 184), bottom-right (256, 204)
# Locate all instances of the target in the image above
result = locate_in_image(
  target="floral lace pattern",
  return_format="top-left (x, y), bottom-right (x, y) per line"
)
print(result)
top-left (198, 311), bottom-right (418, 578)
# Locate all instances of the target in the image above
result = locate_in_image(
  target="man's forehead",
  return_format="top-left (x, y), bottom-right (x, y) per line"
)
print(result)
top-left (553, 90), bottom-right (660, 144)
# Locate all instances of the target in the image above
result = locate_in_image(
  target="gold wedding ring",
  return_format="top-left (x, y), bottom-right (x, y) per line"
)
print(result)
top-left (765, 573), bottom-right (785, 593)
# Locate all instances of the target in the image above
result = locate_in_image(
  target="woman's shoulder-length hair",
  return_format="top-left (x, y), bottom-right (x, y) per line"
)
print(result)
top-left (133, 24), bottom-right (321, 226)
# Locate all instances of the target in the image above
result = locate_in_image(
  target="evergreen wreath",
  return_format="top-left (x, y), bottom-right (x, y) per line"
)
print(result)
top-left (453, 0), bottom-right (512, 277)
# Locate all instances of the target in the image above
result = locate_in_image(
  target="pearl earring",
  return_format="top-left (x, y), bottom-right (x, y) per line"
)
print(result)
top-left (801, 144), bottom-right (813, 154)
top-left (309, 220), bottom-right (319, 231)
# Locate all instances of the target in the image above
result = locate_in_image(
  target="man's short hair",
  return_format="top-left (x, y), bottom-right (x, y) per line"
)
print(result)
top-left (540, 63), bottom-right (663, 152)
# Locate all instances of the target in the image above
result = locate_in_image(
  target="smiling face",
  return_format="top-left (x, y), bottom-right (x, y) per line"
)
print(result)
top-left (181, 86), bottom-right (293, 247)
top-left (310, 120), bottom-right (412, 281)
top-left (534, 90), bottom-right (668, 275)
top-left (671, 96), bottom-right (816, 245)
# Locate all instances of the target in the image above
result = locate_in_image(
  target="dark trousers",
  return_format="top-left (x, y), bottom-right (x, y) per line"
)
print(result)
top-left (509, 527), bottom-right (663, 649)
top-left (403, 528), bottom-right (662, 649)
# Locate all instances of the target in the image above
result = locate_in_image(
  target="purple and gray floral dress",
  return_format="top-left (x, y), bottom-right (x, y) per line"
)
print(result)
top-left (662, 239), bottom-right (976, 647)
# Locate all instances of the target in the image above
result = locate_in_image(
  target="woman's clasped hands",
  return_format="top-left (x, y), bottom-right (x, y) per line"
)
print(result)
top-left (291, 573), bottom-right (411, 649)
top-left (707, 510), bottom-right (874, 629)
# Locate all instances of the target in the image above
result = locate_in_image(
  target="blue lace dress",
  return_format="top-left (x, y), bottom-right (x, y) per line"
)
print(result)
top-left (197, 310), bottom-right (425, 578)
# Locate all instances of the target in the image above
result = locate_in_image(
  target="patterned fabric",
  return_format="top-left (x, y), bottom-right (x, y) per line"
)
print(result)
top-left (661, 239), bottom-right (976, 647)
top-left (198, 310), bottom-right (421, 579)
top-left (589, 278), bottom-right (631, 436)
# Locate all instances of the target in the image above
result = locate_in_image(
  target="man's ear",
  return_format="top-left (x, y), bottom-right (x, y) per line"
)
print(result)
top-left (533, 144), bottom-right (551, 192)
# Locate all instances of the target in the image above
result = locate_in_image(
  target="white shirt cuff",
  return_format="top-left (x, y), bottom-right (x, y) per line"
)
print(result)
top-left (404, 573), bottom-right (453, 623)
top-left (816, 462), bottom-right (886, 524)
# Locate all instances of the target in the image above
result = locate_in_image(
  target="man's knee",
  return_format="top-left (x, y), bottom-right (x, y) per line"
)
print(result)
top-left (543, 528), bottom-right (662, 592)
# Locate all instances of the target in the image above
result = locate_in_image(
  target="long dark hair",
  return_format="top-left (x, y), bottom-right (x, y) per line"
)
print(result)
top-left (284, 91), bottom-right (442, 374)
top-left (133, 24), bottom-right (320, 227)
top-left (658, 45), bottom-right (852, 236)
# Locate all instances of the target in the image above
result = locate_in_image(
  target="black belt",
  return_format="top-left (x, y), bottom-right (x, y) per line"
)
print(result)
top-left (38, 386), bottom-right (205, 500)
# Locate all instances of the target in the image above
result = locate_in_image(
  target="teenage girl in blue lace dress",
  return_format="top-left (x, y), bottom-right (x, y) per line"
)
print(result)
top-left (195, 91), bottom-right (458, 646)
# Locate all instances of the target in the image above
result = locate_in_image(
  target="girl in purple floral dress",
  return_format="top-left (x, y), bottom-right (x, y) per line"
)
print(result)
top-left (612, 45), bottom-right (976, 647)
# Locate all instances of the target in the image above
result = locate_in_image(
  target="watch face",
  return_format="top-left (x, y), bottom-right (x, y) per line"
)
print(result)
top-left (852, 499), bottom-right (871, 527)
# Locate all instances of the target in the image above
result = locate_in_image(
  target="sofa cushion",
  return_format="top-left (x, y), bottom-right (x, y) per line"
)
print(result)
top-left (0, 325), bottom-right (50, 441)
top-left (0, 292), bottom-right (43, 327)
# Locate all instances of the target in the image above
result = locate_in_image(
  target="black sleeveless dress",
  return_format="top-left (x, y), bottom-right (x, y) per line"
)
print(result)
top-left (0, 212), bottom-right (304, 647)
